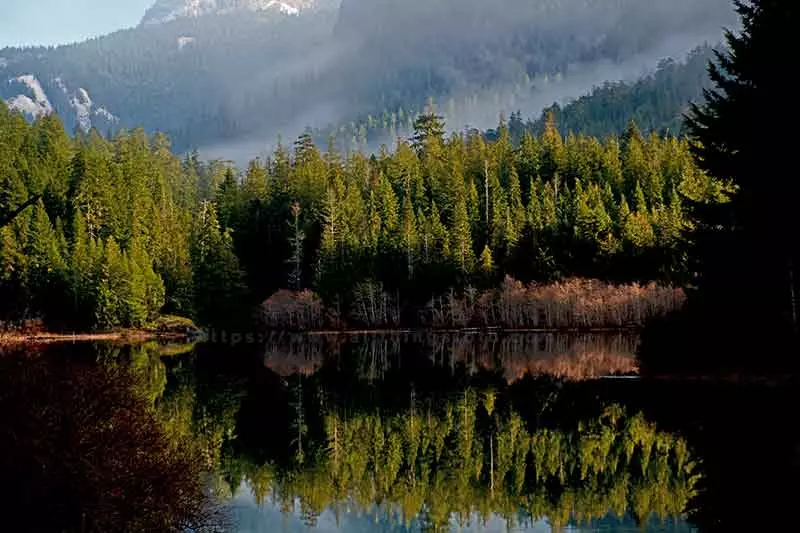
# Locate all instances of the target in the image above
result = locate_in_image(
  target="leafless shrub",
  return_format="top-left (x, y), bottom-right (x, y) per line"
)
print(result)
top-left (349, 280), bottom-right (401, 328)
top-left (429, 277), bottom-right (685, 330)
top-left (261, 289), bottom-right (327, 331)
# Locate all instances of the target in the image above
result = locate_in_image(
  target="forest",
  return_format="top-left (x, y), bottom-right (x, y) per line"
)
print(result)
top-left (0, 98), bottom-right (728, 332)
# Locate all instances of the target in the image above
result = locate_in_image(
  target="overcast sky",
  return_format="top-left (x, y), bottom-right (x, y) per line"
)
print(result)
top-left (0, 0), bottom-right (154, 48)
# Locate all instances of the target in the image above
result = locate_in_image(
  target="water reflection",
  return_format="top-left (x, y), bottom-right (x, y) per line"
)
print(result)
top-left (171, 334), bottom-right (690, 532)
top-left (224, 400), bottom-right (696, 532)
top-left (264, 332), bottom-right (639, 382)
top-left (0, 343), bottom-right (224, 533)
top-left (2, 336), bottom-right (794, 532)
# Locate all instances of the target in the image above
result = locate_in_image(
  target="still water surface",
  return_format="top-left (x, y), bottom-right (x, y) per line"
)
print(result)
top-left (0, 333), bottom-right (795, 532)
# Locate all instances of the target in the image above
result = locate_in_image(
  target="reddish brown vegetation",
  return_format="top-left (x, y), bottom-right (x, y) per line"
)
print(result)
top-left (260, 289), bottom-right (328, 330)
top-left (428, 278), bottom-right (686, 329)
top-left (260, 278), bottom-right (685, 331)
top-left (263, 331), bottom-right (638, 382)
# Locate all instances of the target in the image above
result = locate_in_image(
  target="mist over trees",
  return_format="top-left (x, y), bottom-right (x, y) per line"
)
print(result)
top-left (0, 0), bottom-right (736, 158)
top-left (319, 45), bottom-right (720, 153)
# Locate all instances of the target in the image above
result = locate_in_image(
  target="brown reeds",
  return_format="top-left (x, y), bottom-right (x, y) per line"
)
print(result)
top-left (429, 277), bottom-right (685, 330)
top-left (260, 277), bottom-right (685, 331)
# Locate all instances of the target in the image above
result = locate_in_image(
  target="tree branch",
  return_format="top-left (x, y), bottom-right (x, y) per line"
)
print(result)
top-left (0, 195), bottom-right (41, 229)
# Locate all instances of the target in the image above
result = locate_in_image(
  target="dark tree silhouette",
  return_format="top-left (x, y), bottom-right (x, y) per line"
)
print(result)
top-left (641, 0), bottom-right (800, 373)
top-left (0, 347), bottom-right (225, 532)
top-left (687, 0), bottom-right (799, 330)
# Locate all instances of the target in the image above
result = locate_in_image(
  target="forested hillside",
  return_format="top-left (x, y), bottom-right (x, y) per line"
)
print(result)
top-left (0, 0), bottom-right (735, 157)
top-left (319, 45), bottom-right (718, 152)
top-left (522, 46), bottom-right (716, 139)
top-left (0, 101), bottom-right (729, 331)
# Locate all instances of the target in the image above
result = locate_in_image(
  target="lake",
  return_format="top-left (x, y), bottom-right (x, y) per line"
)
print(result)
top-left (0, 333), bottom-right (796, 532)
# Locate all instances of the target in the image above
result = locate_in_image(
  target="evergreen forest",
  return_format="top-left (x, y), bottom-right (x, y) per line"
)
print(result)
top-left (0, 100), bottom-right (728, 331)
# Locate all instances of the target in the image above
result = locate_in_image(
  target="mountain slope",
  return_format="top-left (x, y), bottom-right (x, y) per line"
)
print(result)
top-left (1, 0), bottom-right (735, 157)
top-left (519, 45), bottom-right (717, 140)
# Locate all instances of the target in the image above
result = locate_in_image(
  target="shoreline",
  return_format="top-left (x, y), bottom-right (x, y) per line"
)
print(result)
top-left (0, 330), bottom-right (190, 346)
top-left (2, 326), bottom-right (644, 346)
top-left (300, 326), bottom-right (643, 335)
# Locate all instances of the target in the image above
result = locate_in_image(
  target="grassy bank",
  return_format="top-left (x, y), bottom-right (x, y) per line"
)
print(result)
top-left (0, 315), bottom-right (202, 346)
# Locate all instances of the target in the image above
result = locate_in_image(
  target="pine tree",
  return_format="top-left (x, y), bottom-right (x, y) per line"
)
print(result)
top-left (288, 202), bottom-right (306, 290)
top-left (378, 173), bottom-right (399, 241)
top-left (26, 201), bottom-right (67, 319)
top-left (540, 111), bottom-right (565, 180)
top-left (400, 194), bottom-right (418, 279)
top-left (508, 166), bottom-right (526, 241)
top-left (411, 113), bottom-right (446, 155)
top-left (687, 0), bottom-right (800, 336)
top-left (479, 245), bottom-right (494, 274)
top-left (216, 168), bottom-right (240, 230)
top-left (526, 179), bottom-right (543, 232)
top-left (429, 202), bottom-right (450, 260)
top-left (191, 201), bottom-right (246, 326)
top-left (451, 193), bottom-right (475, 273)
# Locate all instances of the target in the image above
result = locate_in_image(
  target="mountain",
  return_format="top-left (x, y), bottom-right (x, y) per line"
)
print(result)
top-left (141, 0), bottom-right (317, 25)
top-left (1, 0), bottom-right (736, 159)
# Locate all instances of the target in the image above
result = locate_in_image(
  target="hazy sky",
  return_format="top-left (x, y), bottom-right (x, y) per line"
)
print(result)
top-left (0, 0), bottom-right (154, 48)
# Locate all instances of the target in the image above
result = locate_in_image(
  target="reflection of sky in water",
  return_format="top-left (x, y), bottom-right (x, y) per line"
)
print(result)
top-left (228, 483), bottom-right (696, 533)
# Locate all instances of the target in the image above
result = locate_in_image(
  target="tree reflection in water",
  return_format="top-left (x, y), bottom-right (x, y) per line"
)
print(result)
top-left (2, 337), bottom-right (795, 532)
top-left (0, 343), bottom-right (226, 533)
top-left (163, 335), bottom-right (696, 531)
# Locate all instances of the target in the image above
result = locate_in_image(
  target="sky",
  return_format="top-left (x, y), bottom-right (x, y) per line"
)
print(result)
top-left (0, 0), bottom-right (154, 48)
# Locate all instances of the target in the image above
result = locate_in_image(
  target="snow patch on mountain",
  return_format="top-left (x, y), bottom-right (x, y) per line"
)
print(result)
top-left (0, 57), bottom-right (8, 69)
top-left (142, 0), bottom-right (314, 25)
top-left (16, 75), bottom-right (51, 107)
top-left (267, 1), bottom-right (300, 15)
top-left (5, 75), bottom-right (53, 119)
top-left (71, 88), bottom-right (93, 131)
top-left (67, 86), bottom-right (120, 131)
top-left (95, 107), bottom-right (119, 124)
top-left (178, 36), bottom-right (196, 50)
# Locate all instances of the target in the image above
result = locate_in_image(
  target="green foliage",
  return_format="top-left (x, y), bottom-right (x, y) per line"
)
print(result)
top-left (191, 202), bottom-right (247, 327)
top-left (0, 107), bottom-right (212, 330)
top-left (1, 98), bottom-right (725, 330)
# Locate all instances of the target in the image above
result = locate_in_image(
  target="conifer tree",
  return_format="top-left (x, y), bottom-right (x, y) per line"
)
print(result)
top-left (686, 0), bottom-right (800, 335)
top-left (191, 201), bottom-right (245, 326)
top-left (400, 194), bottom-right (418, 279)
top-left (508, 166), bottom-right (526, 243)
top-left (451, 193), bottom-right (475, 273)
top-left (480, 245), bottom-right (495, 275)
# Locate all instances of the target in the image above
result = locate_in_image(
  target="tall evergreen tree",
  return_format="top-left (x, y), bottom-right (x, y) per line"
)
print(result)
top-left (686, 0), bottom-right (799, 336)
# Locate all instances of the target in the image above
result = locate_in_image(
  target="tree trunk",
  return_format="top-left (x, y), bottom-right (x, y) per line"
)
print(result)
top-left (789, 256), bottom-right (798, 334)
top-left (484, 159), bottom-right (490, 229)
top-left (489, 433), bottom-right (494, 494)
